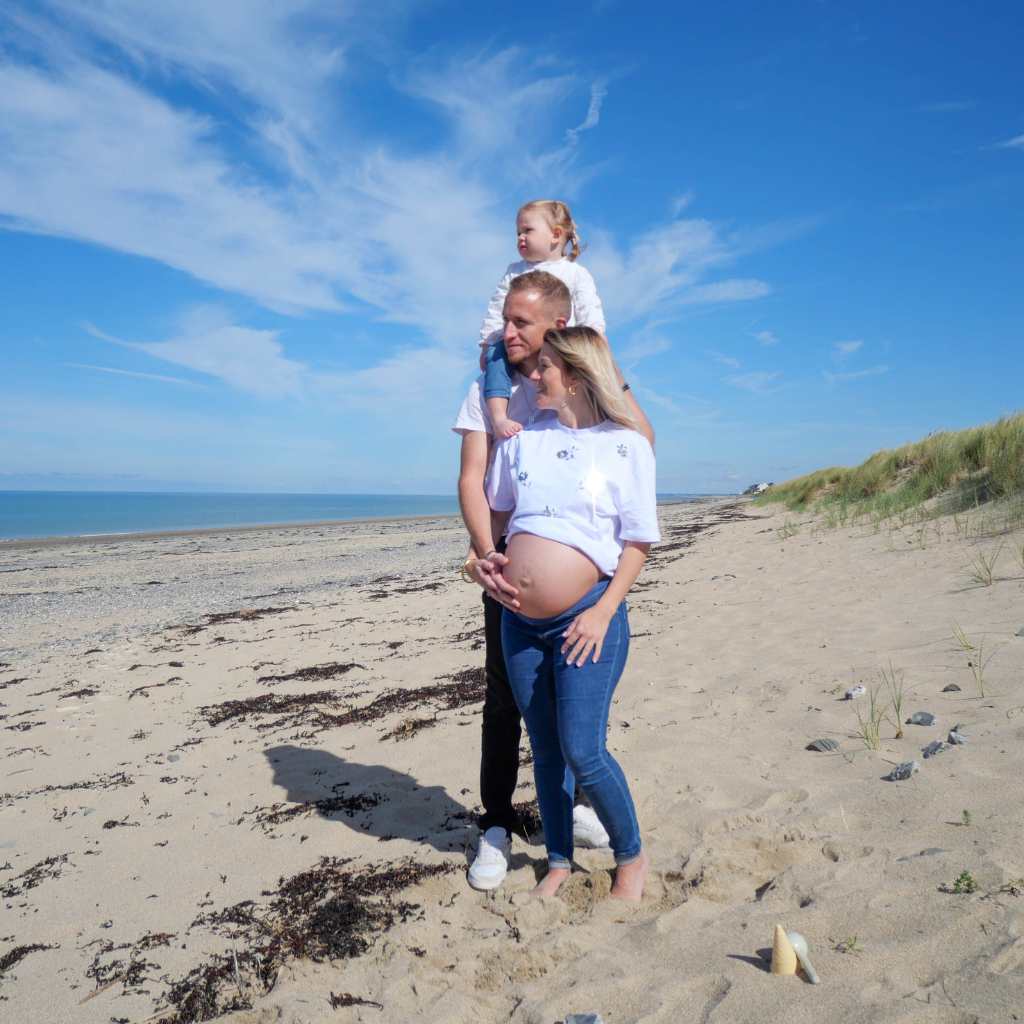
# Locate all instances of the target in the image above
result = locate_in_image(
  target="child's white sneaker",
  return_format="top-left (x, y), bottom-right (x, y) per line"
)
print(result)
top-left (572, 805), bottom-right (610, 849)
top-left (468, 826), bottom-right (511, 891)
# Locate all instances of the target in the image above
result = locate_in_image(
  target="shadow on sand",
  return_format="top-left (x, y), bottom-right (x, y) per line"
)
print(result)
top-left (263, 744), bottom-right (476, 855)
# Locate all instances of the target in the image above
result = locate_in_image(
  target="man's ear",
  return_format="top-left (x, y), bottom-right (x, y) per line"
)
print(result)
top-left (554, 316), bottom-right (568, 329)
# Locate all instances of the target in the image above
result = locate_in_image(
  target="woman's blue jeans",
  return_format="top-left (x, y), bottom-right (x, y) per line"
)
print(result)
top-left (501, 580), bottom-right (641, 868)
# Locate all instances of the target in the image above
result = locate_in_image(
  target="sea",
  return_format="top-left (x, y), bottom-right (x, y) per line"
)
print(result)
top-left (0, 491), bottom-right (711, 541)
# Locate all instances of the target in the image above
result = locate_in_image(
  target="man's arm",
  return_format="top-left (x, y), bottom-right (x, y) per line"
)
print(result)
top-left (612, 361), bottom-right (655, 449)
top-left (458, 430), bottom-right (497, 558)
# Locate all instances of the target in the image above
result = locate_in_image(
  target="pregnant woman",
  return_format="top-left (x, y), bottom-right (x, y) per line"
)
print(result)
top-left (485, 325), bottom-right (659, 900)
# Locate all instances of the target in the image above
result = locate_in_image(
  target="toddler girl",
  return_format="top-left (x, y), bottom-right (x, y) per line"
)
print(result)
top-left (480, 200), bottom-right (606, 437)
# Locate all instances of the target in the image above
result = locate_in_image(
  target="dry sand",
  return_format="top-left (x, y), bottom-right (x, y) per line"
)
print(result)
top-left (1, 499), bottom-right (1022, 1024)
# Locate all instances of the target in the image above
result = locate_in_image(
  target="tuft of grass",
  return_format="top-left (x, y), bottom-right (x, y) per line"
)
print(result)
top-left (833, 935), bottom-right (863, 955)
top-left (964, 544), bottom-right (1002, 587)
top-left (880, 662), bottom-right (906, 739)
top-left (951, 623), bottom-right (975, 653)
top-left (967, 639), bottom-right (997, 698)
top-left (853, 685), bottom-right (888, 750)
top-left (1000, 878), bottom-right (1024, 897)
top-left (755, 412), bottom-right (1024, 519)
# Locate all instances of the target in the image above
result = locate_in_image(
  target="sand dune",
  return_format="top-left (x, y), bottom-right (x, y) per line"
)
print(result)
top-left (1, 499), bottom-right (1022, 1023)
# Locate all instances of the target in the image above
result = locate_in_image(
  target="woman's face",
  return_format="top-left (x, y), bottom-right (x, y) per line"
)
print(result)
top-left (532, 342), bottom-right (574, 408)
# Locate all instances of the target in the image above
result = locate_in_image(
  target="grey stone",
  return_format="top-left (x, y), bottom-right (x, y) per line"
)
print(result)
top-left (1016, 627), bottom-right (1024, 637)
top-left (565, 1016), bottom-right (605, 1024)
top-left (845, 684), bottom-right (866, 700)
top-left (885, 760), bottom-right (920, 781)
top-left (948, 726), bottom-right (968, 745)
top-left (907, 711), bottom-right (935, 726)
top-left (806, 738), bottom-right (840, 752)
top-left (167, 753), bottom-right (181, 763)
top-left (922, 740), bottom-right (947, 759)
top-left (942, 683), bottom-right (961, 692)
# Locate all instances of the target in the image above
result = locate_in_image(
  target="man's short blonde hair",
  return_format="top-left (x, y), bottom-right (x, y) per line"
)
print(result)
top-left (506, 270), bottom-right (571, 322)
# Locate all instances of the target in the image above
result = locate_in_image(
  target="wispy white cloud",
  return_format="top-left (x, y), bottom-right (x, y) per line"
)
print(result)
top-left (85, 309), bottom-right (308, 398)
top-left (725, 370), bottom-right (782, 393)
top-left (823, 365), bottom-right (888, 384)
top-left (708, 351), bottom-right (741, 369)
top-left (618, 334), bottom-right (673, 363)
top-left (566, 80), bottom-right (608, 145)
top-left (754, 330), bottom-right (779, 346)
top-left (917, 100), bottom-right (974, 113)
top-left (65, 362), bottom-right (205, 387)
top-left (670, 191), bottom-right (695, 217)
top-left (995, 133), bottom-right (1024, 150)
top-left (834, 339), bottom-right (863, 359)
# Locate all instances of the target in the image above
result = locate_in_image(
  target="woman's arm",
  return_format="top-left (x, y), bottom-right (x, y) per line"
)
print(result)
top-left (560, 542), bottom-right (649, 666)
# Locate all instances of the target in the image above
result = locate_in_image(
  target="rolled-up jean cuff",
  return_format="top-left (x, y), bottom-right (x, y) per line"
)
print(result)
top-left (614, 847), bottom-right (642, 867)
top-left (548, 857), bottom-right (572, 870)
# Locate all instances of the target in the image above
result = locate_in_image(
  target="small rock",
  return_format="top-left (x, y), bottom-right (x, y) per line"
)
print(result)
top-left (167, 754), bottom-right (181, 763)
top-left (845, 685), bottom-right (866, 700)
top-left (1016, 627), bottom-right (1024, 637)
top-left (922, 740), bottom-right (947, 759)
top-left (565, 1016), bottom-right (605, 1024)
top-left (806, 738), bottom-right (840, 752)
top-left (885, 760), bottom-right (920, 781)
top-left (897, 847), bottom-right (947, 861)
top-left (907, 711), bottom-right (935, 726)
top-left (947, 726), bottom-right (968, 745)
top-left (942, 683), bottom-right (961, 692)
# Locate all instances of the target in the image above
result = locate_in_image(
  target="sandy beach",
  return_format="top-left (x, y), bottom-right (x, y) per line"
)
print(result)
top-left (1, 498), bottom-right (1022, 1024)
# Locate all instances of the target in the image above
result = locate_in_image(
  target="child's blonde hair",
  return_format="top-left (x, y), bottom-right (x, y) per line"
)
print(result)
top-left (542, 326), bottom-right (636, 431)
top-left (519, 199), bottom-right (584, 261)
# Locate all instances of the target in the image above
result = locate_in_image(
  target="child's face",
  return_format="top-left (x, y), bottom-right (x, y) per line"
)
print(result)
top-left (516, 210), bottom-right (562, 262)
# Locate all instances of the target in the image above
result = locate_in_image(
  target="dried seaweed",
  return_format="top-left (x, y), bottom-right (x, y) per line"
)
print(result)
top-left (59, 687), bottom-right (99, 700)
top-left (0, 943), bottom-right (56, 975)
top-left (2, 770), bottom-right (133, 805)
top-left (0, 853), bottom-right (69, 898)
top-left (256, 662), bottom-right (364, 685)
top-left (179, 606), bottom-right (297, 636)
top-left (329, 991), bottom-right (383, 1010)
top-left (238, 791), bottom-right (385, 832)
top-left (0, 678), bottom-right (27, 690)
top-left (153, 857), bottom-right (454, 1023)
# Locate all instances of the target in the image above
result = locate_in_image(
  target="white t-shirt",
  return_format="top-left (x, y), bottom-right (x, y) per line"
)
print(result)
top-left (485, 412), bottom-right (660, 576)
top-left (451, 374), bottom-right (537, 437)
top-left (479, 258), bottom-right (606, 347)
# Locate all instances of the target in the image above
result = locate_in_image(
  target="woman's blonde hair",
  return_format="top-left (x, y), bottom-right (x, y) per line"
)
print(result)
top-left (542, 326), bottom-right (636, 430)
top-left (519, 199), bottom-right (583, 261)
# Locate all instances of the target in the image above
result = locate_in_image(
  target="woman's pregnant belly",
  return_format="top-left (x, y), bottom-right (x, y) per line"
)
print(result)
top-left (502, 532), bottom-right (601, 619)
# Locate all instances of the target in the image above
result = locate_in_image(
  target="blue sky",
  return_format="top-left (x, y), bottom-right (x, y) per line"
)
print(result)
top-left (1, 0), bottom-right (1021, 494)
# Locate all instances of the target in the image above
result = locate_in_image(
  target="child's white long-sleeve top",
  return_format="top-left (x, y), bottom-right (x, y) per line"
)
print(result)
top-left (485, 412), bottom-right (660, 576)
top-left (479, 258), bottom-right (606, 346)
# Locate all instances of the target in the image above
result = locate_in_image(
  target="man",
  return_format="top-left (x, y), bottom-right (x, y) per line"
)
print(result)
top-left (452, 271), bottom-right (654, 890)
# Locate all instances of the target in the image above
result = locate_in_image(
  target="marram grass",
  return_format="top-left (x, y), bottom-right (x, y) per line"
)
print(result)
top-left (756, 412), bottom-right (1024, 520)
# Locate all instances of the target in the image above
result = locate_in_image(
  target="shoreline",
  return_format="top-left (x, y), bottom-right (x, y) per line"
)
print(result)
top-left (0, 494), bottom-right (725, 550)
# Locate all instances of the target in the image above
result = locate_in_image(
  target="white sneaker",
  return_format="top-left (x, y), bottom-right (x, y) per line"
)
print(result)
top-left (468, 826), bottom-right (511, 891)
top-left (572, 805), bottom-right (610, 849)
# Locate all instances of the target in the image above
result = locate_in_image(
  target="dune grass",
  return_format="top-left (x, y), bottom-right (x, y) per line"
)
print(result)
top-left (755, 412), bottom-right (1024, 526)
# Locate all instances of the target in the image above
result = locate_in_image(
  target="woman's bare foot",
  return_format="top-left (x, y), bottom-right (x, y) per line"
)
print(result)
top-left (610, 850), bottom-right (649, 902)
top-left (532, 865), bottom-right (571, 897)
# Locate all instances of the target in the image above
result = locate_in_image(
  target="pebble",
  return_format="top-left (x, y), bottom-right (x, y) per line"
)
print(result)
top-left (845, 685), bottom-right (866, 700)
top-left (948, 725), bottom-right (968, 745)
top-left (806, 738), bottom-right (840, 752)
top-left (907, 711), bottom-right (935, 726)
top-left (565, 1016), bottom-right (605, 1024)
top-left (1016, 627), bottom-right (1024, 637)
top-left (922, 740), bottom-right (947, 758)
top-left (885, 760), bottom-right (920, 781)
top-left (942, 683), bottom-right (961, 692)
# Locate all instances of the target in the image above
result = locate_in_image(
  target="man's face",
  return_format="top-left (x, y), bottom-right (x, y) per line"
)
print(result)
top-left (502, 290), bottom-right (561, 367)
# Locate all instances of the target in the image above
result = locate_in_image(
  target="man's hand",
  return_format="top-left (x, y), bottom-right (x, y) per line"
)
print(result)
top-left (471, 551), bottom-right (520, 610)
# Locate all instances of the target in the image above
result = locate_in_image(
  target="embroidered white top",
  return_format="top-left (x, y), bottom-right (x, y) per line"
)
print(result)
top-left (479, 258), bottom-right (606, 347)
top-left (485, 412), bottom-right (660, 575)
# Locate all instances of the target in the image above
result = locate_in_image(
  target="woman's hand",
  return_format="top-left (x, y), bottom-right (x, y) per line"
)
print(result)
top-left (471, 551), bottom-right (520, 610)
top-left (561, 605), bottom-right (612, 667)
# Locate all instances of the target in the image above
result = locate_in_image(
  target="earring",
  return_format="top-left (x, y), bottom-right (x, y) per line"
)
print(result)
top-left (567, 384), bottom-right (578, 397)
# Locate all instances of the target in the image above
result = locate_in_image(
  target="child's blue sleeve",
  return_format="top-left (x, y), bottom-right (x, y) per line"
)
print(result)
top-left (483, 337), bottom-right (513, 401)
